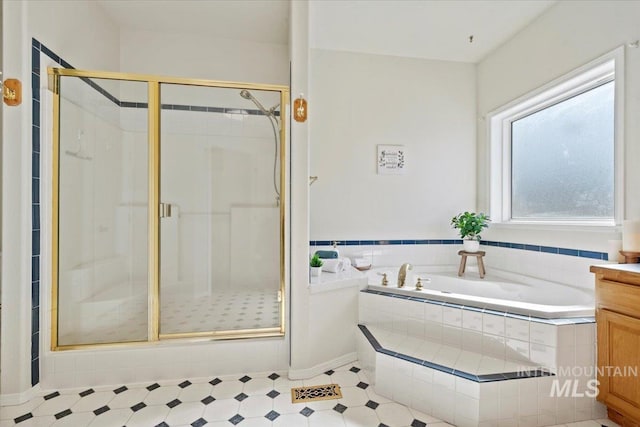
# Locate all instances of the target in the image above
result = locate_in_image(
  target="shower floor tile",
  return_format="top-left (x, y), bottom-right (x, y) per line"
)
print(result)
top-left (161, 289), bottom-right (280, 335)
top-left (0, 361), bottom-right (619, 427)
top-left (57, 288), bottom-right (280, 345)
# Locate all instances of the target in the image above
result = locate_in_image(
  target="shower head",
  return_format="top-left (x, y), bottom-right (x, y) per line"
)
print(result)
top-left (64, 150), bottom-right (93, 161)
top-left (64, 130), bottom-right (93, 160)
top-left (239, 89), bottom-right (281, 205)
top-left (239, 89), bottom-right (276, 118)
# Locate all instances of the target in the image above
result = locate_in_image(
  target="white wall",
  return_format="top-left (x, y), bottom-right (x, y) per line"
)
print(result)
top-left (1, 0), bottom-right (121, 400)
top-left (29, 1), bottom-right (121, 71)
top-left (477, 0), bottom-right (640, 250)
top-left (288, 0), bottom-right (313, 375)
top-left (292, 47), bottom-right (476, 377)
top-left (309, 49), bottom-right (476, 240)
top-left (120, 29), bottom-right (289, 85)
top-left (0, 0), bottom-right (3, 253)
top-left (2, 0), bottom-right (31, 401)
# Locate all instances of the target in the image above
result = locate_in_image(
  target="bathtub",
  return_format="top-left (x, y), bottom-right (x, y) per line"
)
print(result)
top-left (365, 266), bottom-right (594, 318)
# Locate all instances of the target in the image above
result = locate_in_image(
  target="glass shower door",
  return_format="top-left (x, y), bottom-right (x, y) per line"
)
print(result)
top-left (52, 67), bottom-right (287, 349)
top-left (159, 83), bottom-right (283, 337)
top-left (56, 76), bottom-right (149, 346)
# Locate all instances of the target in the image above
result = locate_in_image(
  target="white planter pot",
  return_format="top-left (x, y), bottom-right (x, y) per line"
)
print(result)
top-left (310, 266), bottom-right (322, 277)
top-left (463, 239), bottom-right (480, 252)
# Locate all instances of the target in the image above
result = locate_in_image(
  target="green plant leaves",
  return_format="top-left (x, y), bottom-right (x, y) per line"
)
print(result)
top-left (310, 253), bottom-right (324, 267)
top-left (451, 212), bottom-right (490, 240)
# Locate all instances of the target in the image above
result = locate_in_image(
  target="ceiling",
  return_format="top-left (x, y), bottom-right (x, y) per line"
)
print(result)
top-left (310, 0), bottom-right (557, 63)
top-left (97, 0), bottom-right (291, 46)
top-left (97, 0), bottom-right (557, 63)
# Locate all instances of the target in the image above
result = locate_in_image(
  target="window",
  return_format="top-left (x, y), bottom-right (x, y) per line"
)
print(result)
top-left (488, 48), bottom-right (623, 226)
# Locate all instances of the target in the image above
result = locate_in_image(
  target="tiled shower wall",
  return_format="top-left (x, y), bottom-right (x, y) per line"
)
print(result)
top-left (32, 38), bottom-right (83, 385)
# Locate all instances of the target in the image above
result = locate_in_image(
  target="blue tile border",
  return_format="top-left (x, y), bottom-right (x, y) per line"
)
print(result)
top-left (309, 239), bottom-right (608, 261)
top-left (360, 289), bottom-right (596, 325)
top-left (358, 324), bottom-right (382, 351)
top-left (51, 63), bottom-right (279, 118)
top-left (31, 37), bottom-right (46, 386)
top-left (311, 239), bottom-right (463, 246)
top-left (357, 325), bottom-right (554, 383)
top-left (31, 38), bottom-right (80, 386)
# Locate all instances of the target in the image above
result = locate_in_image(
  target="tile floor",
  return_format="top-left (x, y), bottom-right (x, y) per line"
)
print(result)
top-left (0, 362), bottom-right (622, 427)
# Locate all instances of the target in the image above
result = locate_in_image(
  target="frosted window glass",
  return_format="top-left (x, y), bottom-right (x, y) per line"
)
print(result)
top-left (511, 81), bottom-right (614, 219)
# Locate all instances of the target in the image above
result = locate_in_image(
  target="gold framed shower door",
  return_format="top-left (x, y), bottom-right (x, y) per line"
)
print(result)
top-left (49, 67), bottom-right (288, 351)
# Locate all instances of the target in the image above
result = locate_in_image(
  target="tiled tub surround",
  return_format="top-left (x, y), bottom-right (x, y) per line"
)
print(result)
top-left (309, 240), bottom-right (607, 261)
top-left (364, 266), bottom-right (593, 318)
top-left (311, 241), bottom-right (607, 294)
top-left (357, 290), bottom-right (604, 427)
top-left (358, 289), bottom-right (596, 376)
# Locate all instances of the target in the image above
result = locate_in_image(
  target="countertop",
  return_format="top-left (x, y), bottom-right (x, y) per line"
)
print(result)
top-left (308, 266), bottom-right (367, 294)
top-left (591, 263), bottom-right (640, 286)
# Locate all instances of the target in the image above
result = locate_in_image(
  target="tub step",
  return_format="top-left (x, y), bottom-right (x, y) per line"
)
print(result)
top-left (358, 324), bottom-right (549, 382)
top-left (356, 324), bottom-right (603, 427)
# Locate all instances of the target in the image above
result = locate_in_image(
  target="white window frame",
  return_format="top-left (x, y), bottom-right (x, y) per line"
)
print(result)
top-left (487, 47), bottom-right (624, 228)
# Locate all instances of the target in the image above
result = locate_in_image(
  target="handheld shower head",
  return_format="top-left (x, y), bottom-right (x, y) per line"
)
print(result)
top-left (239, 89), bottom-right (273, 117)
top-left (238, 88), bottom-right (281, 205)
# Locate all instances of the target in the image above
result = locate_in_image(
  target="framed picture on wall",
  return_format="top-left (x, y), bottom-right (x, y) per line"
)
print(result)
top-left (377, 145), bottom-right (406, 175)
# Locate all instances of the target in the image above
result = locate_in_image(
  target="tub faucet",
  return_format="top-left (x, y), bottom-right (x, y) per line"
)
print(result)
top-left (398, 263), bottom-right (413, 288)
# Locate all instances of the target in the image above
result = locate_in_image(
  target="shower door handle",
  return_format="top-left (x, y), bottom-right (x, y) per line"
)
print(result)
top-left (159, 203), bottom-right (173, 218)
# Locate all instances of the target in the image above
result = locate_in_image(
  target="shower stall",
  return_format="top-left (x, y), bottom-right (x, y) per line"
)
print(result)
top-left (49, 68), bottom-right (288, 349)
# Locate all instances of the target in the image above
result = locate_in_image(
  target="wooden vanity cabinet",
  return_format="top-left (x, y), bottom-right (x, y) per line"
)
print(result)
top-left (591, 264), bottom-right (640, 427)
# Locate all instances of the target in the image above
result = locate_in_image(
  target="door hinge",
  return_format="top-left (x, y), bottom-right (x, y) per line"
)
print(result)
top-left (159, 203), bottom-right (172, 218)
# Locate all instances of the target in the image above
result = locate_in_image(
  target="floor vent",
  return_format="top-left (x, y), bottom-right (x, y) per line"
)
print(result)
top-left (291, 384), bottom-right (342, 403)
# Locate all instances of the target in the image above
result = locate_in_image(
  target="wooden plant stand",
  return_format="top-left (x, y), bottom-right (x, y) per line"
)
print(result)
top-left (458, 250), bottom-right (486, 279)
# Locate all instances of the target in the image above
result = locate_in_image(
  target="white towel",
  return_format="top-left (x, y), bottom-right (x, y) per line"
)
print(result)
top-left (352, 257), bottom-right (370, 268)
top-left (322, 258), bottom-right (344, 273)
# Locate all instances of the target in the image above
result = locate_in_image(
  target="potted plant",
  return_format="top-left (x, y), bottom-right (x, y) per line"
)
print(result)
top-left (310, 253), bottom-right (324, 278)
top-left (451, 211), bottom-right (490, 252)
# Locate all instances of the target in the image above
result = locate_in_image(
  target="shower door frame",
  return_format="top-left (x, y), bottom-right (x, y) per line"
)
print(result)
top-left (49, 67), bottom-right (289, 351)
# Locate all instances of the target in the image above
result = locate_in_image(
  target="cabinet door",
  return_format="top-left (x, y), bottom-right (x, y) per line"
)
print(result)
top-left (598, 308), bottom-right (640, 422)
